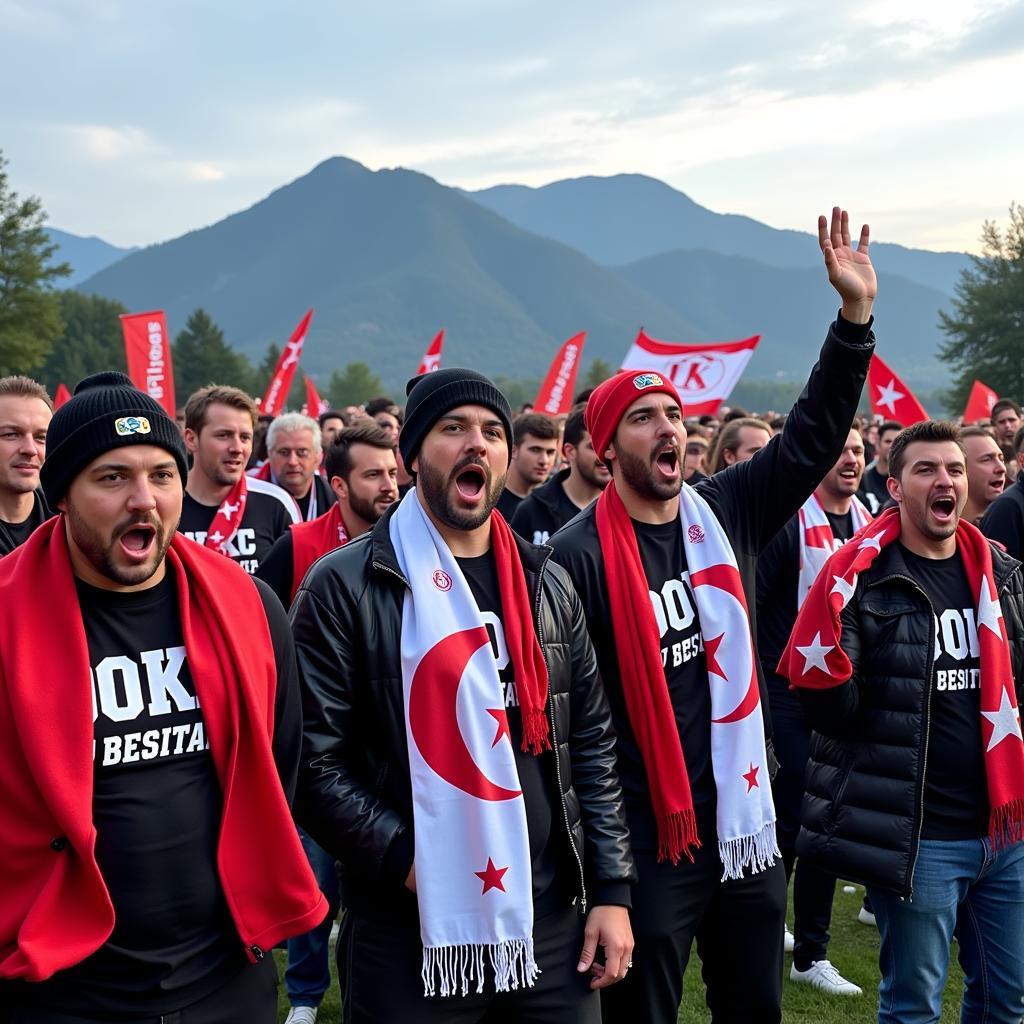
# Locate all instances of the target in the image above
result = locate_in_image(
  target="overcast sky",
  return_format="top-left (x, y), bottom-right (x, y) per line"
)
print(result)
top-left (3, 0), bottom-right (1021, 252)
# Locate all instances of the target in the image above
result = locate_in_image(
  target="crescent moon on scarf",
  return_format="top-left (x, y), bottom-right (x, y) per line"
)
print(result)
top-left (408, 626), bottom-right (522, 801)
top-left (689, 565), bottom-right (761, 725)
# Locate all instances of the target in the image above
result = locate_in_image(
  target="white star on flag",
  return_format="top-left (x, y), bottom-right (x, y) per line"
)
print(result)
top-left (976, 580), bottom-right (1003, 637)
top-left (830, 574), bottom-right (858, 608)
top-left (981, 688), bottom-right (1023, 752)
top-left (281, 338), bottom-right (304, 370)
top-left (876, 378), bottom-right (905, 415)
top-left (218, 500), bottom-right (239, 519)
top-left (796, 631), bottom-right (835, 675)
top-left (858, 535), bottom-right (883, 554)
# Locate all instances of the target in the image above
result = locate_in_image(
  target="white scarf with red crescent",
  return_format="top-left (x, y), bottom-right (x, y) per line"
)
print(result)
top-left (676, 484), bottom-right (779, 877)
top-left (204, 475), bottom-right (248, 556)
top-left (389, 489), bottom-right (537, 998)
top-left (797, 493), bottom-right (872, 608)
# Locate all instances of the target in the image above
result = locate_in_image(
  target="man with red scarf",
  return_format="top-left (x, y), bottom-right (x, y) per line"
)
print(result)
top-left (780, 420), bottom-right (1024, 1023)
top-left (0, 372), bottom-right (326, 1022)
top-left (549, 208), bottom-right (877, 1023)
top-left (291, 368), bottom-right (635, 1022)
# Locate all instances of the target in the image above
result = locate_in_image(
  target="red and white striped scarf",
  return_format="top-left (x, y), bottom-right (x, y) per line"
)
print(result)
top-left (780, 506), bottom-right (1024, 847)
top-left (797, 492), bottom-right (871, 608)
top-left (203, 475), bottom-right (247, 555)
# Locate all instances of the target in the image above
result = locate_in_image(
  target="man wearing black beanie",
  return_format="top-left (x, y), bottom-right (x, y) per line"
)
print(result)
top-left (292, 368), bottom-right (635, 1022)
top-left (0, 371), bottom-right (327, 1022)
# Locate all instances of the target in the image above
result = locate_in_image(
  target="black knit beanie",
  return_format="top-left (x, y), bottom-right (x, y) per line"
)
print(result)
top-left (41, 371), bottom-right (189, 507)
top-left (400, 368), bottom-right (514, 470)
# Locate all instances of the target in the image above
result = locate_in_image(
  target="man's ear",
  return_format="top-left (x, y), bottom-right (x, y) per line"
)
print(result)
top-left (330, 475), bottom-right (348, 503)
top-left (184, 427), bottom-right (199, 455)
top-left (886, 472), bottom-right (902, 503)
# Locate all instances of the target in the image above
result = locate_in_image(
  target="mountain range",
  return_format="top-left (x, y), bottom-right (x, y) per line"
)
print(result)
top-left (46, 228), bottom-right (134, 287)
top-left (63, 157), bottom-right (968, 393)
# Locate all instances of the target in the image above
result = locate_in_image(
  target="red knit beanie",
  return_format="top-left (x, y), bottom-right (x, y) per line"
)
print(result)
top-left (585, 370), bottom-right (684, 458)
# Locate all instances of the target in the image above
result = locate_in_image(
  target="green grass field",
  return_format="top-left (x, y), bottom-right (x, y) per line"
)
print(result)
top-left (275, 882), bottom-right (967, 1022)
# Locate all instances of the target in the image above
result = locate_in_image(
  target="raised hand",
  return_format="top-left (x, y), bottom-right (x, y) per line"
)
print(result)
top-left (819, 207), bottom-right (876, 325)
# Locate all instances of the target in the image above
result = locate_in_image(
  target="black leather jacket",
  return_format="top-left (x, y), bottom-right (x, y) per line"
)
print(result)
top-left (290, 505), bottom-right (636, 919)
top-left (799, 541), bottom-right (1024, 897)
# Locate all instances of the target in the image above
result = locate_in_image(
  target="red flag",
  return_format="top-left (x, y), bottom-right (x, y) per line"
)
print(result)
top-left (54, 383), bottom-right (71, 408)
top-left (120, 311), bottom-right (176, 418)
top-left (619, 330), bottom-right (760, 416)
top-left (304, 375), bottom-right (328, 419)
top-left (416, 330), bottom-right (444, 375)
top-left (963, 380), bottom-right (999, 423)
top-left (868, 354), bottom-right (928, 425)
top-left (534, 332), bottom-right (585, 416)
top-left (260, 309), bottom-right (314, 417)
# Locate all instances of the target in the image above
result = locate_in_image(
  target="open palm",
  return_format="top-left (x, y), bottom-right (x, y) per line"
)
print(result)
top-left (819, 207), bottom-right (877, 306)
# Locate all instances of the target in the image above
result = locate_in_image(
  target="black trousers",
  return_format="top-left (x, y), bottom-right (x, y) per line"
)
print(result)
top-left (601, 826), bottom-right (787, 1024)
top-left (770, 692), bottom-right (839, 970)
top-left (337, 904), bottom-right (599, 1023)
top-left (8, 958), bottom-right (277, 1024)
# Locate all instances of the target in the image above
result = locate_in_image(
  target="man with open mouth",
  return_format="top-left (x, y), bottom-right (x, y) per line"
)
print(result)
top-left (0, 372), bottom-right (326, 1022)
top-left (291, 367), bottom-right (635, 1022)
top-left (784, 419), bottom-right (1024, 1024)
top-left (549, 207), bottom-right (877, 1023)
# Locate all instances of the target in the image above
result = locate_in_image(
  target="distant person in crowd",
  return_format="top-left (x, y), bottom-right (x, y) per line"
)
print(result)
top-left (257, 424), bottom-right (398, 608)
top-left (862, 419), bottom-right (879, 463)
top-left (549, 206), bottom-right (878, 1024)
top-left (783, 420), bottom-right (1024, 1024)
top-left (248, 413), bottom-right (274, 470)
top-left (257, 425), bottom-right (397, 1024)
top-left (982, 425), bottom-right (1024, 559)
top-left (991, 398), bottom-right (1022, 447)
top-left (708, 415), bottom-right (772, 474)
top-left (960, 425), bottom-right (1006, 525)
top-left (857, 419), bottom-right (901, 515)
top-left (364, 397), bottom-right (402, 444)
top-left (698, 414), bottom-right (718, 439)
top-left (510, 408), bottom-right (610, 544)
top-left (683, 435), bottom-right (709, 484)
top-left (0, 372), bottom-right (326, 1023)
top-left (495, 412), bottom-right (559, 520)
top-left (756, 427), bottom-right (870, 998)
top-left (179, 385), bottom-right (298, 574)
top-left (1001, 442), bottom-right (1020, 484)
top-left (767, 415), bottom-right (786, 438)
top-left (174, 407), bottom-right (186, 436)
top-left (0, 375), bottom-right (53, 557)
top-left (254, 413), bottom-right (336, 521)
top-left (573, 387), bottom-right (595, 406)
top-left (291, 368), bottom-right (635, 1022)
top-left (317, 409), bottom-right (348, 449)
top-left (722, 405), bottom-right (750, 422)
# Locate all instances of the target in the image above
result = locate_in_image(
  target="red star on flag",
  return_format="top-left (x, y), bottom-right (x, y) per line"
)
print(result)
top-left (742, 763), bottom-right (760, 792)
top-left (704, 632), bottom-right (727, 681)
top-left (475, 857), bottom-right (509, 894)
top-left (486, 708), bottom-right (512, 748)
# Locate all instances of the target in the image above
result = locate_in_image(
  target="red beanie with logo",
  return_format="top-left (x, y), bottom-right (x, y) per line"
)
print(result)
top-left (585, 370), bottom-right (684, 458)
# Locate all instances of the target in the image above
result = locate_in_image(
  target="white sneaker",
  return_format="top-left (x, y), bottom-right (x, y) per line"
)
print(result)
top-left (790, 959), bottom-right (863, 996)
top-left (784, 925), bottom-right (794, 953)
top-left (284, 1008), bottom-right (318, 1024)
top-left (857, 906), bottom-right (877, 927)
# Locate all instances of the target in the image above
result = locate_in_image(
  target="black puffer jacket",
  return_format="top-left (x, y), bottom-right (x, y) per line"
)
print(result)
top-left (799, 541), bottom-right (1024, 897)
top-left (290, 504), bottom-right (636, 919)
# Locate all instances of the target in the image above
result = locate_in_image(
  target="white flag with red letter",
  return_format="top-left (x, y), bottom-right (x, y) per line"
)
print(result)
top-left (619, 330), bottom-right (760, 416)
top-left (416, 330), bottom-right (445, 376)
top-left (534, 332), bottom-right (584, 416)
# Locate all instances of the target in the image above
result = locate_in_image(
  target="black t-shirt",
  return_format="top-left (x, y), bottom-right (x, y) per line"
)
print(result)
top-left (901, 545), bottom-right (989, 840)
top-left (858, 464), bottom-right (890, 517)
top-left (495, 488), bottom-right (525, 522)
top-left (15, 574), bottom-right (301, 1017)
top-left (757, 509), bottom-right (856, 699)
top-left (178, 480), bottom-right (297, 575)
top-left (510, 473), bottom-right (583, 545)
top-left (455, 551), bottom-right (566, 916)
top-left (627, 518), bottom-right (712, 847)
top-left (0, 491), bottom-right (51, 557)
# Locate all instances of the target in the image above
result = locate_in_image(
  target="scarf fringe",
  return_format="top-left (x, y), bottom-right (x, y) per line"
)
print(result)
top-left (990, 799), bottom-right (1024, 849)
top-left (657, 808), bottom-right (700, 865)
top-left (718, 821), bottom-right (780, 881)
top-left (521, 708), bottom-right (552, 755)
top-left (421, 938), bottom-right (539, 998)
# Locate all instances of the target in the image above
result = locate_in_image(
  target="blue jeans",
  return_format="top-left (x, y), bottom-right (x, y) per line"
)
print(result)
top-left (867, 837), bottom-right (1024, 1024)
top-left (284, 829), bottom-right (341, 1008)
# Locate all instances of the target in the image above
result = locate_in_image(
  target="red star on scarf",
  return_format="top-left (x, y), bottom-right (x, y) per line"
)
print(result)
top-left (487, 708), bottom-right (512, 748)
top-left (742, 763), bottom-right (760, 792)
top-left (475, 857), bottom-right (509, 894)
top-left (704, 632), bottom-right (727, 681)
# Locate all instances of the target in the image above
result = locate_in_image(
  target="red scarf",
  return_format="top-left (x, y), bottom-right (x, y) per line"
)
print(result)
top-left (290, 502), bottom-right (350, 601)
top-left (780, 506), bottom-right (1024, 847)
top-left (595, 482), bottom-right (698, 862)
top-left (204, 474), bottom-right (248, 554)
top-left (0, 517), bottom-right (327, 981)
